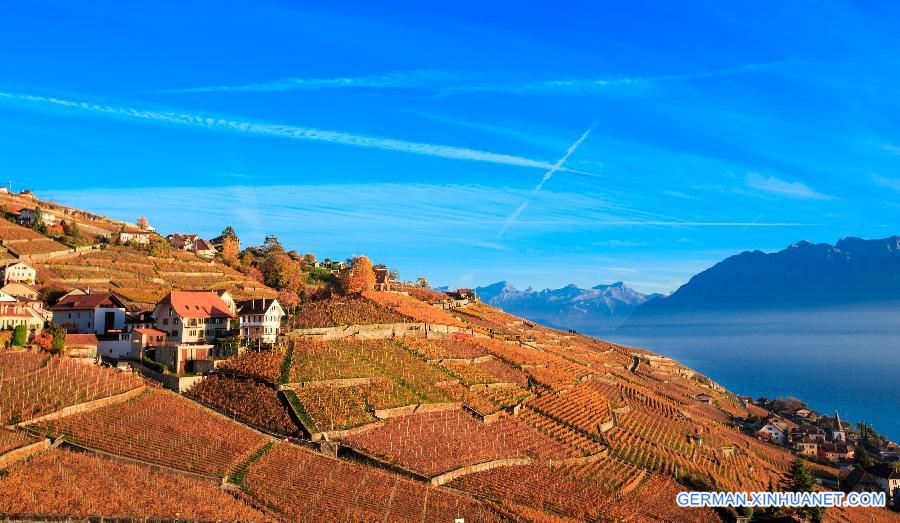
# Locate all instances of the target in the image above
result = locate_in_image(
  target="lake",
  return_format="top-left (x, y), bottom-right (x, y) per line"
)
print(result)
top-left (603, 309), bottom-right (900, 441)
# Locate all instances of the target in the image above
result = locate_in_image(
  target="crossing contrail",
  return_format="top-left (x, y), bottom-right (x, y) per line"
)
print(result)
top-left (499, 124), bottom-right (595, 237)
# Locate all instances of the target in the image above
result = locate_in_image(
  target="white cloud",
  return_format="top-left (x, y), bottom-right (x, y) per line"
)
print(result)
top-left (744, 172), bottom-right (835, 200)
top-left (441, 62), bottom-right (780, 97)
top-left (155, 61), bottom-right (781, 98)
top-left (882, 144), bottom-right (900, 155)
top-left (153, 70), bottom-right (451, 94)
top-left (872, 174), bottom-right (900, 192)
top-left (0, 91), bottom-right (586, 173)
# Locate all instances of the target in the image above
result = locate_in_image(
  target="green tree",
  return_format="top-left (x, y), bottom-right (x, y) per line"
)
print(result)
top-left (49, 324), bottom-right (66, 354)
top-left (854, 447), bottom-right (872, 467)
top-left (11, 325), bottom-right (27, 346)
top-left (783, 459), bottom-right (825, 523)
top-left (221, 225), bottom-right (238, 240)
top-left (31, 207), bottom-right (46, 233)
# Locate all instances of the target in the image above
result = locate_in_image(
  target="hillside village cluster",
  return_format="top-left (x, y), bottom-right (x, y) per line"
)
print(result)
top-left (0, 186), bottom-right (898, 519)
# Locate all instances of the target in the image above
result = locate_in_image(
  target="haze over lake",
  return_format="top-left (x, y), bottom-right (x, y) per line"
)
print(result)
top-left (609, 307), bottom-right (900, 441)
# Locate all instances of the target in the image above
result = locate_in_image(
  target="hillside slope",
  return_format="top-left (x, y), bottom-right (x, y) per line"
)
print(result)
top-left (0, 191), bottom-right (275, 309)
top-left (2, 290), bottom-right (894, 521)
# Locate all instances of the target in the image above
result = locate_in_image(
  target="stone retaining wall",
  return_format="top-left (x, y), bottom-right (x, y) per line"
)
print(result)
top-left (430, 457), bottom-right (533, 486)
top-left (0, 438), bottom-right (51, 469)
top-left (134, 364), bottom-right (204, 392)
top-left (284, 322), bottom-right (476, 342)
top-left (17, 385), bottom-right (145, 427)
top-left (290, 376), bottom-right (381, 389)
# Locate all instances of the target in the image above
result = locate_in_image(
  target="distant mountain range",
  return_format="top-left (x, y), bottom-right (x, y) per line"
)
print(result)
top-left (625, 235), bottom-right (900, 328)
top-left (472, 281), bottom-right (662, 333)
top-left (461, 236), bottom-right (900, 334)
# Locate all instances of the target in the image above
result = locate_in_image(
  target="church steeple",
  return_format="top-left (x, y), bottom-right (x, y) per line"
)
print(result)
top-left (834, 410), bottom-right (842, 431)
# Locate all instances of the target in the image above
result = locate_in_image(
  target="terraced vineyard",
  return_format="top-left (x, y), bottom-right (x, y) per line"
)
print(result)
top-left (342, 409), bottom-right (580, 476)
top-left (0, 449), bottom-right (265, 520)
top-left (0, 352), bottom-right (143, 424)
top-left (0, 427), bottom-right (37, 455)
top-left (0, 262), bottom-right (889, 521)
top-left (35, 247), bottom-right (275, 309)
top-left (186, 374), bottom-right (298, 436)
top-left (243, 442), bottom-right (503, 522)
top-left (288, 296), bottom-right (408, 328)
top-left (35, 388), bottom-right (269, 477)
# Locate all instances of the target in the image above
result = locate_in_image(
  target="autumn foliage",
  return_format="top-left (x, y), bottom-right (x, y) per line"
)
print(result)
top-left (340, 255), bottom-right (375, 295)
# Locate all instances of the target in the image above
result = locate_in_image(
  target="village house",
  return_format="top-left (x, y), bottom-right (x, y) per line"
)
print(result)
top-left (127, 327), bottom-right (170, 361)
top-left (794, 437), bottom-right (819, 457)
top-left (789, 424), bottom-right (827, 443)
top-left (843, 464), bottom-right (900, 508)
top-left (0, 282), bottom-right (39, 300)
top-left (64, 333), bottom-right (99, 360)
top-left (237, 298), bottom-right (284, 345)
top-left (17, 207), bottom-right (57, 226)
top-left (124, 310), bottom-right (156, 331)
top-left (216, 290), bottom-right (237, 314)
top-left (192, 238), bottom-right (217, 258)
top-left (373, 267), bottom-right (391, 291)
top-left (0, 299), bottom-right (45, 332)
top-left (694, 393), bottom-right (713, 404)
top-left (118, 229), bottom-right (152, 245)
top-left (0, 262), bottom-right (36, 285)
top-left (755, 422), bottom-right (786, 445)
top-left (819, 442), bottom-right (854, 462)
top-left (166, 233), bottom-right (199, 250)
top-left (51, 291), bottom-right (128, 335)
top-left (152, 290), bottom-right (236, 344)
top-left (166, 234), bottom-right (217, 257)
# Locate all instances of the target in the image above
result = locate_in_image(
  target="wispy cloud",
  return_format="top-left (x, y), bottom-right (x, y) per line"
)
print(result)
top-left (0, 91), bottom-right (589, 173)
top-left (882, 143), bottom-right (900, 155)
top-left (500, 124), bottom-right (595, 237)
top-left (872, 174), bottom-right (900, 192)
top-left (744, 172), bottom-right (835, 200)
top-left (441, 62), bottom-right (780, 97)
top-left (154, 61), bottom-right (780, 98)
top-left (153, 70), bottom-right (451, 94)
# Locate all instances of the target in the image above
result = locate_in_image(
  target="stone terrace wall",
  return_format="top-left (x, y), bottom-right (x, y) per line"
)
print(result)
top-left (284, 322), bottom-right (482, 342)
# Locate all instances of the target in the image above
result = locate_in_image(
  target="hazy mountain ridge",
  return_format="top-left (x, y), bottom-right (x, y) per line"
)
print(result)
top-left (626, 235), bottom-right (900, 325)
top-left (473, 280), bottom-right (662, 333)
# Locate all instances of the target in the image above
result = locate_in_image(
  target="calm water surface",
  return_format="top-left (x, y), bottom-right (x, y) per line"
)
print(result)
top-left (603, 325), bottom-right (900, 442)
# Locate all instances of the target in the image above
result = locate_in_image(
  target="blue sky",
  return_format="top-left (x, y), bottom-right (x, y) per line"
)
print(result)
top-left (3, 1), bottom-right (900, 293)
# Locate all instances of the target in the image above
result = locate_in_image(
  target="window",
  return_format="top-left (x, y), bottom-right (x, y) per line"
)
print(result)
top-left (162, 318), bottom-right (168, 325)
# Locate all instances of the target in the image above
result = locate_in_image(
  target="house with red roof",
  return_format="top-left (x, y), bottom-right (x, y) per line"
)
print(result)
top-left (149, 291), bottom-right (237, 373)
top-left (0, 299), bottom-right (45, 332)
top-left (51, 291), bottom-right (128, 335)
top-left (151, 290), bottom-right (236, 345)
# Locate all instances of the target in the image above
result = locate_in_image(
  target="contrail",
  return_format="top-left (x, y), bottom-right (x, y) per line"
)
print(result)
top-left (0, 91), bottom-right (592, 174)
top-left (500, 124), bottom-right (595, 237)
top-left (742, 214), bottom-right (764, 230)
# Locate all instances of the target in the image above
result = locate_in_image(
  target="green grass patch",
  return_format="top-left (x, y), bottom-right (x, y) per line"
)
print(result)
top-left (229, 441), bottom-right (274, 488)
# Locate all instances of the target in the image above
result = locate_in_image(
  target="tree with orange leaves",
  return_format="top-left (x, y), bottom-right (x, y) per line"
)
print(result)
top-left (340, 255), bottom-right (376, 295)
